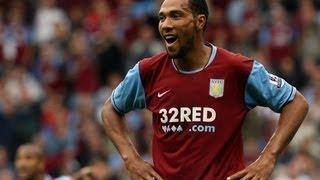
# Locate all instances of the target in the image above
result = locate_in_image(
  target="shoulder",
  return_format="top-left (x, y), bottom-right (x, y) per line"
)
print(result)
top-left (216, 47), bottom-right (253, 75)
top-left (138, 52), bottom-right (169, 76)
top-left (216, 47), bottom-right (252, 65)
top-left (139, 52), bottom-right (168, 68)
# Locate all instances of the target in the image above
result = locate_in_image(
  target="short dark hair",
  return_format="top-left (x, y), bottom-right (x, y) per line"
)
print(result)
top-left (188, 0), bottom-right (209, 30)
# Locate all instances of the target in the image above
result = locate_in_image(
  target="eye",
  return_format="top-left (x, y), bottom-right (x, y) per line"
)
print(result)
top-left (171, 11), bottom-right (182, 19)
top-left (159, 15), bottom-right (165, 22)
top-left (172, 13), bottom-right (180, 18)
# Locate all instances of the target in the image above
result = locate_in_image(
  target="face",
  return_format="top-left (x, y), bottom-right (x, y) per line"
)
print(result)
top-left (158, 0), bottom-right (201, 58)
top-left (15, 146), bottom-right (43, 180)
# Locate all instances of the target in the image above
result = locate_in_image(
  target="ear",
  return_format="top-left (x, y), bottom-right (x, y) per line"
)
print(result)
top-left (196, 14), bottom-right (206, 31)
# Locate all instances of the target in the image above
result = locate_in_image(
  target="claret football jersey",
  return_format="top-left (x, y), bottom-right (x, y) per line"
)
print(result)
top-left (111, 44), bottom-right (296, 180)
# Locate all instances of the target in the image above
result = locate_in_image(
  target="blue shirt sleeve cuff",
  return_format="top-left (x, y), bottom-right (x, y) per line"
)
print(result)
top-left (111, 91), bottom-right (125, 115)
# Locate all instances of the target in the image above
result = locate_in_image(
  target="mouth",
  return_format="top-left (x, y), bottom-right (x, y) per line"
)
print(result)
top-left (164, 35), bottom-right (178, 46)
top-left (17, 170), bottom-right (29, 177)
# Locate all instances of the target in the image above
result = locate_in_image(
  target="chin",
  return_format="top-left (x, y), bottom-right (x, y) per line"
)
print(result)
top-left (17, 175), bottom-right (29, 180)
top-left (167, 51), bottom-right (181, 59)
top-left (167, 51), bottom-right (177, 58)
top-left (166, 48), bottom-right (179, 58)
top-left (167, 47), bottom-right (188, 59)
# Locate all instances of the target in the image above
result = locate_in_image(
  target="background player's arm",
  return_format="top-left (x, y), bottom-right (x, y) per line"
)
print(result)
top-left (228, 91), bottom-right (308, 180)
top-left (101, 99), bottom-right (163, 180)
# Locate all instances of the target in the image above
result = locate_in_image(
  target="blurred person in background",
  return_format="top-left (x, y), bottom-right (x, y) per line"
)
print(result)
top-left (258, 2), bottom-right (295, 69)
top-left (0, 169), bottom-right (14, 180)
top-left (68, 29), bottom-right (99, 94)
top-left (3, 66), bottom-right (44, 107)
top-left (295, 0), bottom-right (320, 60)
top-left (273, 150), bottom-right (319, 180)
top-left (94, 72), bottom-right (123, 124)
top-left (0, 146), bottom-right (14, 179)
top-left (15, 143), bottom-right (73, 180)
top-left (227, 0), bottom-right (260, 56)
top-left (73, 156), bottom-right (120, 180)
top-left (2, 1), bottom-right (32, 67)
top-left (1, 65), bottom-right (43, 160)
top-left (0, 76), bottom-right (16, 160)
top-left (206, 5), bottom-right (230, 48)
top-left (83, 0), bottom-right (118, 39)
top-left (15, 143), bottom-right (52, 180)
top-left (94, 19), bottom-right (125, 83)
top-left (40, 92), bottom-right (78, 177)
top-left (127, 24), bottom-right (163, 69)
top-left (33, 42), bottom-right (66, 94)
top-left (34, 0), bottom-right (69, 44)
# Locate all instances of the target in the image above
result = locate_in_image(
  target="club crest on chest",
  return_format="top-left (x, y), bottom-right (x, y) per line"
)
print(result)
top-left (209, 79), bottom-right (224, 98)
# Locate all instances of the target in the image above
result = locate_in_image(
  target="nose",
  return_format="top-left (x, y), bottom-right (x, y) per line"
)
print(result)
top-left (159, 18), bottom-right (173, 32)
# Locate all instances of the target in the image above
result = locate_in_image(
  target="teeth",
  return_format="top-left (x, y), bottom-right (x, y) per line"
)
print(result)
top-left (166, 36), bottom-right (175, 39)
top-left (164, 35), bottom-right (176, 40)
top-left (163, 34), bottom-right (177, 44)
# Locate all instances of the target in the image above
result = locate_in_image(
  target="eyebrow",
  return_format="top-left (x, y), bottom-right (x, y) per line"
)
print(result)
top-left (158, 10), bottom-right (183, 17)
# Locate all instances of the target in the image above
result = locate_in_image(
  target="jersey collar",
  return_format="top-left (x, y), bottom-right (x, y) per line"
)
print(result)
top-left (171, 43), bottom-right (217, 74)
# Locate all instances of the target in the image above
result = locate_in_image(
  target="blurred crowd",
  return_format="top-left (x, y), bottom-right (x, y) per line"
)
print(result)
top-left (0, 0), bottom-right (319, 179)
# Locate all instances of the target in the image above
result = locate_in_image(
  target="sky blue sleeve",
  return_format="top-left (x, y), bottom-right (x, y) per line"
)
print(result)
top-left (245, 61), bottom-right (296, 113)
top-left (111, 63), bottom-right (146, 114)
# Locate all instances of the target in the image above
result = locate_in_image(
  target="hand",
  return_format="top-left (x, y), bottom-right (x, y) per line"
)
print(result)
top-left (227, 154), bottom-right (276, 180)
top-left (125, 158), bottom-right (163, 180)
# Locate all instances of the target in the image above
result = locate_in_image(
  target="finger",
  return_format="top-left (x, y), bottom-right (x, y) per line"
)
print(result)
top-left (227, 169), bottom-right (247, 180)
top-left (150, 174), bottom-right (163, 180)
top-left (151, 177), bottom-right (162, 180)
top-left (139, 167), bottom-right (162, 180)
top-left (149, 169), bottom-right (163, 180)
top-left (130, 173), bottom-right (144, 180)
top-left (144, 173), bottom-right (162, 180)
top-left (151, 174), bottom-right (164, 180)
top-left (142, 163), bottom-right (163, 180)
top-left (240, 173), bottom-right (254, 180)
top-left (144, 173), bottom-right (155, 180)
top-left (142, 172), bottom-right (155, 180)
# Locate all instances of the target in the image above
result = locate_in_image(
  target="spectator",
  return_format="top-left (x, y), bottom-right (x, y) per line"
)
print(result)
top-left (15, 143), bottom-right (52, 180)
top-left (34, 0), bottom-right (69, 44)
top-left (68, 29), bottom-right (99, 94)
top-left (127, 24), bottom-right (163, 69)
top-left (259, 3), bottom-right (295, 67)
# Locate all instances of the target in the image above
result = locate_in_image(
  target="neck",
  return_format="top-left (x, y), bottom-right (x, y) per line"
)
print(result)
top-left (174, 42), bottom-right (211, 72)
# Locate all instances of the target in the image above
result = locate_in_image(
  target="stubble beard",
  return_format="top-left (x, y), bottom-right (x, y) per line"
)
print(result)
top-left (166, 34), bottom-right (195, 59)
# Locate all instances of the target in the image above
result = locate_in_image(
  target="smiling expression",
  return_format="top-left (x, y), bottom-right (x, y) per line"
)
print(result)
top-left (158, 0), bottom-right (201, 58)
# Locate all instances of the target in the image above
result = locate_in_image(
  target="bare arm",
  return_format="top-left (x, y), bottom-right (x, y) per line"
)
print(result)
top-left (101, 99), bottom-right (140, 163)
top-left (259, 91), bottom-right (308, 160)
top-left (101, 99), bottom-right (163, 180)
top-left (228, 91), bottom-right (309, 180)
